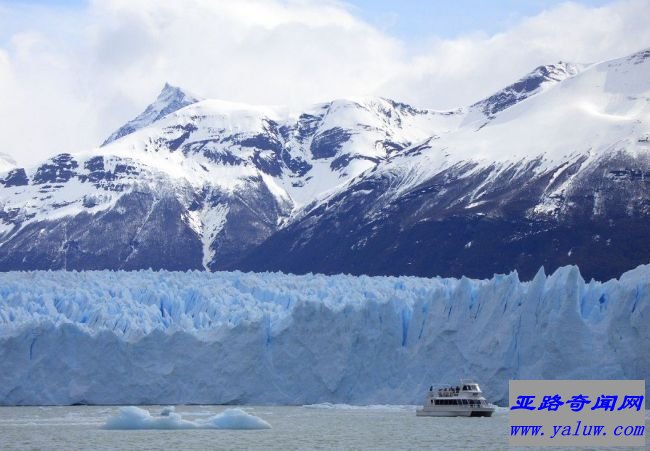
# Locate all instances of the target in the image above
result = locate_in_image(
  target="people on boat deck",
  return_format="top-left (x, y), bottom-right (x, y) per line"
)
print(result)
top-left (434, 386), bottom-right (457, 396)
top-left (431, 384), bottom-right (482, 396)
top-left (432, 385), bottom-right (485, 397)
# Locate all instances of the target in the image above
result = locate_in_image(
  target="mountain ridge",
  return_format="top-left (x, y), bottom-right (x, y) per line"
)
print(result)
top-left (1, 48), bottom-right (650, 279)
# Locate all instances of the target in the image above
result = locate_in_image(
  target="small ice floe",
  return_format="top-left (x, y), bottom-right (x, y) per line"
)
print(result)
top-left (103, 406), bottom-right (271, 430)
top-left (160, 406), bottom-right (175, 417)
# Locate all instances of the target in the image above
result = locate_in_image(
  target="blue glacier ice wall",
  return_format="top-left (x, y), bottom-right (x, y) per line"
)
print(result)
top-left (0, 265), bottom-right (648, 405)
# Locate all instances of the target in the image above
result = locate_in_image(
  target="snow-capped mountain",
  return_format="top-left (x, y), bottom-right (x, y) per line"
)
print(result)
top-left (468, 61), bottom-right (583, 119)
top-left (0, 88), bottom-right (453, 271)
top-left (1, 48), bottom-right (650, 278)
top-left (102, 83), bottom-right (200, 146)
top-left (237, 49), bottom-right (650, 280)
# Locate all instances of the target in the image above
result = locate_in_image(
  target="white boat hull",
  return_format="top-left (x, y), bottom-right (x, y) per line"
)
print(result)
top-left (416, 406), bottom-right (494, 417)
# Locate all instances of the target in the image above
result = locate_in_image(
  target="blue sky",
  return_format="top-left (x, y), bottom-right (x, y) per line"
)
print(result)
top-left (1, 0), bottom-right (617, 40)
top-left (345, 0), bottom-right (615, 39)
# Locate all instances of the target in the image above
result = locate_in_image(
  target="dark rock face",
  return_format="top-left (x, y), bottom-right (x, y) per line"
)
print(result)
top-left (32, 154), bottom-right (79, 184)
top-left (239, 133), bottom-right (283, 153)
top-left (281, 150), bottom-right (312, 176)
top-left (0, 180), bottom-right (290, 272)
top-left (233, 153), bottom-right (650, 281)
top-left (209, 179), bottom-right (291, 270)
top-left (310, 127), bottom-right (353, 160)
top-left (0, 190), bottom-right (203, 271)
top-left (476, 73), bottom-right (545, 117)
top-left (0, 151), bottom-right (291, 272)
top-left (187, 140), bottom-right (246, 166)
top-left (1, 168), bottom-right (28, 187)
top-left (167, 124), bottom-right (198, 151)
top-left (472, 63), bottom-right (577, 118)
top-left (77, 156), bottom-right (139, 191)
top-left (330, 154), bottom-right (379, 171)
top-left (280, 113), bottom-right (324, 145)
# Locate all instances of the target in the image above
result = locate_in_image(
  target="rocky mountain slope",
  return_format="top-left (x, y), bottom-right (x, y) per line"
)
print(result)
top-left (1, 49), bottom-right (650, 279)
top-left (237, 49), bottom-right (650, 280)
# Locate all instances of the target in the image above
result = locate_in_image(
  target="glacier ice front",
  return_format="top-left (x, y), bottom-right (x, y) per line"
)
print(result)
top-left (0, 266), bottom-right (647, 405)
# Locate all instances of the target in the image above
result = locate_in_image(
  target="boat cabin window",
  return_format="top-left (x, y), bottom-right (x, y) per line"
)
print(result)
top-left (435, 397), bottom-right (483, 408)
top-left (435, 399), bottom-right (461, 406)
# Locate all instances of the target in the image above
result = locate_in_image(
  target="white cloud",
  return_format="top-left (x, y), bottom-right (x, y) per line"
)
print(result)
top-left (381, 1), bottom-right (650, 109)
top-left (0, 0), bottom-right (649, 166)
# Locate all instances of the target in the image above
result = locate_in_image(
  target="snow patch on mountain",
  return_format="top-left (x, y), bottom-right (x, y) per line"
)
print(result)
top-left (186, 203), bottom-right (229, 270)
top-left (0, 174), bottom-right (119, 234)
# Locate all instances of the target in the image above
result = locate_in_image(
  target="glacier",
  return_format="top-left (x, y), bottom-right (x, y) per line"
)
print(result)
top-left (0, 265), bottom-right (647, 406)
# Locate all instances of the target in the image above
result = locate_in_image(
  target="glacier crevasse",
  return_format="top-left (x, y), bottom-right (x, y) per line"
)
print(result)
top-left (0, 265), bottom-right (647, 405)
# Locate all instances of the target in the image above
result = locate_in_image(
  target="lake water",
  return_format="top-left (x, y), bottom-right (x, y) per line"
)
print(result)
top-left (0, 405), bottom-right (647, 450)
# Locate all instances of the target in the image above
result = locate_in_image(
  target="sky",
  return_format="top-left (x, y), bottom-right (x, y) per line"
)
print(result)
top-left (346, 0), bottom-right (614, 41)
top-left (0, 0), bottom-right (649, 166)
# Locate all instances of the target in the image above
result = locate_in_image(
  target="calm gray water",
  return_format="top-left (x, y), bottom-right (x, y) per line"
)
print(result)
top-left (0, 405), bottom-right (647, 450)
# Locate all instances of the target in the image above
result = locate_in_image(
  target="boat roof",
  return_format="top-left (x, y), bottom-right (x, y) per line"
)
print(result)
top-left (427, 380), bottom-right (481, 387)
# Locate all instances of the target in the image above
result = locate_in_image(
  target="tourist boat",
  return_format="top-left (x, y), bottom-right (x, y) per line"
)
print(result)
top-left (416, 380), bottom-right (496, 417)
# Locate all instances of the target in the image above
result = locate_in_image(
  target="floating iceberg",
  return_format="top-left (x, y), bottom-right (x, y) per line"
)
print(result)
top-left (0, 266), bottom-right (647, 405)
top-left (103, 406), bottom-right (271, 430)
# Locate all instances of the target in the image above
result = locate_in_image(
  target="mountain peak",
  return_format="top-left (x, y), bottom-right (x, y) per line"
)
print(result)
top-left (531, 61), bottom-right (582, 81)
top-left (102, 83), bottom-right (200, 146)
top-left (471, 61), bottom-right (582, 118)
top-left (158, 82), bottom-right (195, 100)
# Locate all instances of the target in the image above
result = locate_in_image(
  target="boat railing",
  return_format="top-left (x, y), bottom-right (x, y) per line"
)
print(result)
top-left (428, 384), bottom-right (478, 397)
top-left (430, 388), bottom-right (461, 397)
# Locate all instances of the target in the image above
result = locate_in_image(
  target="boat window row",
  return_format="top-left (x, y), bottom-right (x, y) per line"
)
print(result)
top-left (431, 399), bottom-right (483, 407)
